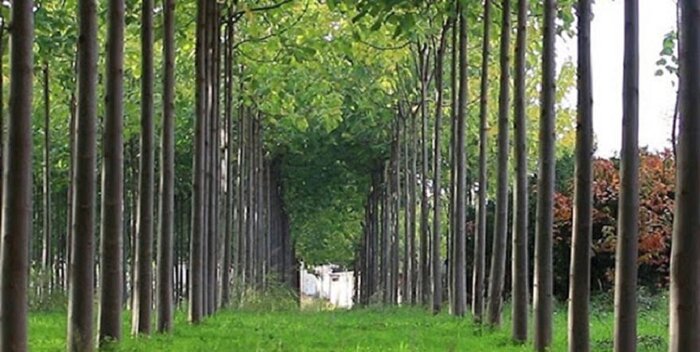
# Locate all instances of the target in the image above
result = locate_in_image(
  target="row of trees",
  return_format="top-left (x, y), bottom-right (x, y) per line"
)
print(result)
top-left (351, 0), bottom-right (699, 351)
top-left (1, 0), bottom-right (301, 350)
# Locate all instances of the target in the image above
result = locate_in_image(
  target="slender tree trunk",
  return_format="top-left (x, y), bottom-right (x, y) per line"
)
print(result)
top-left (221, 6), bottom-right (234, 308)
top-left (132, 0), bottom-right (155, 333)
top-left (454, 5), bottom-right (468, 317)
top-left (567, 0), bottom-right (593, 350)
top-left (157, 0), bottom-right (175, 332)
top-left (419, 45), bottom-right (431, 306)
top-left (473, 0), bottom-right (491, 323)
top-left (402, 113), bottom-right (410, 304)
top-left (448, 9), bottom-right (458, 313)
top-left (42, 61), bottom-right (52, 294)
top-left (511, 0), bottom-right (529, 342)
top-left (98, 0), bottom-right (125, 342)
top-left (614, 1), bottom-right (639, 350)
top-left (409, 106), bottom-right (418, 304)
top-left (432, 25), bottom-right (448, 314)
top-left (68, 0), bottom-right (97, 347)
top-left (670, 2), bottom-right (700, 350)
top-left (534, 0), bottom-right (556, 349)
top-left (189, 0), bottom-right (207, 324)
top-left (487, 0), bottom-right (511, 327)
top-left (0, 0), bottom-right (33, 349)
top-left (0, 21), bottom-right (5, 256)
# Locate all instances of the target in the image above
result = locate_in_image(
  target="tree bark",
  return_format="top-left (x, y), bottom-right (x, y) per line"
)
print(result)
top-left (473, 0), bottom-right (491, 323)
top-left (454, 4), bottom-right (468, 317)
top-left (432, 25), bottom-right (448, 314)
top-left (42, 61), bottom-right (52, 295)
top-left (189, 0), bottom-right (207, 324)
top-left (670, 2), bottom-right (700, 350)
top-left (614, 0), bottom-right (640, 350)
top-left (98, 0), bottom-right (125, 342)
top-left (419, 44), bottom-right (431, 307)
top-left (132, 0), bottom-right (155, 333)
top-left (0, 0), bottom-right (33, 349)
top-left (511, 0), bottom-right (529, 342)
top-left (534, 0), bottom-right (556, 349)
top-left (68, 0), bottom-right (97, 347)
top-left (157, 0), bottom-right (175, 332)
top-left (487, 0), bottom-right (511, 327)
top-left (567, 0), bottom-right (593, 350)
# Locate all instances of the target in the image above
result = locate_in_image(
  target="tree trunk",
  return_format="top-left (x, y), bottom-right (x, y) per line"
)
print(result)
top-left (534, 0), bottom-right (556, 349)
top-left (454, 4), bottom-right (468, 317)
top-left (511, 0), bottom-right (529, 342)
top-left (189, 0), bottom-right (207, 324)
top-left (409, 104), bottom-right (418, 305)
top-left (132, 0), bottom-right (155, 333)
top-left (487, 0), bottom-right (511, 327)
top-left (614, 0), bottom-right (640, 350)
top-left (448, 8), bottom-right (458, 313)
top-left (68, 0), bottom-right (97, 347)
top-left (157, 0), bottom-right (175, 332)
top-left (0, 0), bottom-right (33, 349)
top-left (221, 6), bottom-right (234, 308)
top-left (42, 61), bottom-right (52, 295)
top-left (419, 44), bottom-right (431, 307)
top-left (98, 0), bottom-right (125, 342)
top-left (567, 0), bottom-right (593, 350)
top-left (670, 2), bottom-right (700, 350)
top-left (473, 0), bottom-right (491, 323)
top-left (432, 25), bottom-right (448, 314)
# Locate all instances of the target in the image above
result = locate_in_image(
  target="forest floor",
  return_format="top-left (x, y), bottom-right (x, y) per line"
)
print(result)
top-left (30, 298), bottom-right (667, 351)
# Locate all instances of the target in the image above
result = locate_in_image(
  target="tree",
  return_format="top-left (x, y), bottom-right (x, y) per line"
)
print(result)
top-left (473, 0), bottom-right (491, 323)
top-left (98, 0), bottom-right (125, 342)
top-left (419, 42), bottom-right (431, 306)
top-left (133, 0), bottom-right (155, 334)
top-left (486, 0), bottom-right (511, 327)
top-left (431, 23), bottom-right (448, 314)
top-left (68, 0), bottom-right (97, 348)
top-left (189, 0), bottom-right (207, 323)
top-left (669, 1), bottom-right (700, 350)
top-left (534, 0), bottom-right (556, 349)
top-left (157, 0), bottom-right (175, 332)
top-left (42, 61), bottom-right (52, 294)
top-left (567, 0), bottom-right (593, 350)
top-left (0, 0), bottom-right (33, 349)
top-left (614, 0), bottom-right (639, 350)
top-left (511, 0), bottom-right (529, 342)
top-left (453, 3), bottom-right (468, 317)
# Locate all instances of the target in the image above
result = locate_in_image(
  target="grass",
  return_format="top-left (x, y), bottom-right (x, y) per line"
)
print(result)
top-left (29, 299), bottom-right (668, 351)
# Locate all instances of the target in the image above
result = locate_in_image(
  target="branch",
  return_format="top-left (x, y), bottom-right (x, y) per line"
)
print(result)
top-left (233, 0), bottom-right (308, 50)
top-left (232, 0), bottom-right (294, 23)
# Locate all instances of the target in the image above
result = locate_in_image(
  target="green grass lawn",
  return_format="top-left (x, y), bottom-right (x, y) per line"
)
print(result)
top-left (29, 301), bottom-right (668, 351)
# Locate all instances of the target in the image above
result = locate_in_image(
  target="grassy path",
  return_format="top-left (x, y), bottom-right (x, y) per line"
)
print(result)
top-left (30, 305), bottom-right (667, 351)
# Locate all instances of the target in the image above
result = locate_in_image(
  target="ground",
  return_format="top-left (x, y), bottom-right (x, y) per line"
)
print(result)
top-left (30, 300), bottom-right (667, 351)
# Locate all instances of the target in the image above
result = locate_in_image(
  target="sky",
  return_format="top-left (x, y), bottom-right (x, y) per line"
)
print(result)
top-left (559, 0), bottom-right (677, 157)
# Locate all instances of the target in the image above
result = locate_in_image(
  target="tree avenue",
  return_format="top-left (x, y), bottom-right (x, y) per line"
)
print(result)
top-left (0, 0), bottom-right (694, 351)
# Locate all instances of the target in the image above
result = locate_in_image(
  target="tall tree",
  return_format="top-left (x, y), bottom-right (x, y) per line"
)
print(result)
top-left (157, 0), bottom-right (175, 332)
top-left (68, 0), bottom-right (97, 347)
top-left (189, 0), bottom-right (206, 324)
top-left (454, 3), bottom-right (468, 317)
top-left (419, 43), bottom-right (431, 306)
top-left (567, 0), bottom-right (593, 350)
top-left (486, 0), bottom-right (510, 327)
top-left (511, 0), bottom-right (529, 342)
top-left (98, 0), bottom-right (125, 342)
top-left (431, 24), bottom-right (448, 314)
top-left (42, 61), bottom-right (52, 294)
top-left (669, 1), bottom-right (700, 350)
top-left (534, 0), bottom-right (556, 349)
top-left (0, 20), bottom-right (5, 250)
top-left (0, 0), bottom-right (33, 349)
top-left (473, 0), bottom-right (491, 322)
top-left (614, 0), bottom-right (639, 350)
top-left (133, 0), bottom-right (155, 334)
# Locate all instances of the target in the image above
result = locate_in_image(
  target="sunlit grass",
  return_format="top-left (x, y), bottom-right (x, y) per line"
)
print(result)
top-left (29, 297), bottom-right (667, 351)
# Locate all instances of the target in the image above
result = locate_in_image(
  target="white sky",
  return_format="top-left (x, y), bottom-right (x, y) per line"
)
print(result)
top-left (559, 0), bottom-right (677, 157)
